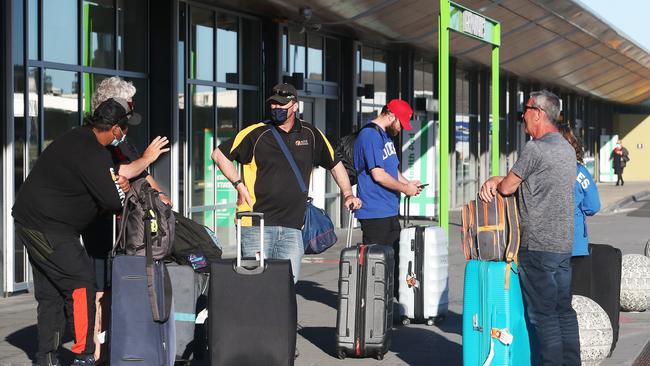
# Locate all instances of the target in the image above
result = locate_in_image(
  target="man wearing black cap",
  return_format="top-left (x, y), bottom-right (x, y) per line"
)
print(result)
top-left (12, 98), bottom-right (134, 366)
top-left (212, 83), bottom-right (362, 283)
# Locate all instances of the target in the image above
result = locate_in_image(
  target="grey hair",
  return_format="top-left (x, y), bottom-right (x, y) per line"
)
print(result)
top-left (530, 90), bottom-right (561, 124)
top-left (91, 76), bottom-right (136, 112)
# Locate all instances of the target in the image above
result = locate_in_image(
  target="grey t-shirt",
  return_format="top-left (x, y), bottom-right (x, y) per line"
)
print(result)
top-left (511, 132), bottom-right (576, 253)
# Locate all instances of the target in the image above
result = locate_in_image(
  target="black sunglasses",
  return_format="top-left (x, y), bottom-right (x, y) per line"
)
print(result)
top-left (274, 89), bottom-right (295, 98)
top-left (523, 105), bottom-right (544, 113)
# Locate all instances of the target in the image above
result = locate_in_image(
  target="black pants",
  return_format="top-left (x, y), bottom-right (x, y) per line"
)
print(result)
top-left (616, 168), bottom-right (624, 185)
top-left (359, 216), bottom-right (401, 297)
top-left (16, 224), bottom-right (96, 362)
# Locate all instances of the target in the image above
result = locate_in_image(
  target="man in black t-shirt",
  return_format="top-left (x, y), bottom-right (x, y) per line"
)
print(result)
top-left (12, 98), bottom-right (133, 366)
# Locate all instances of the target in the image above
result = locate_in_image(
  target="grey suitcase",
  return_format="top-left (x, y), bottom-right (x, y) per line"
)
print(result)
top-left (336, 214), bottom-right (394, 360)
top-left (168, 263), bottom-right (209, 364)
top-left (110, 255), bottom-right (175, 365)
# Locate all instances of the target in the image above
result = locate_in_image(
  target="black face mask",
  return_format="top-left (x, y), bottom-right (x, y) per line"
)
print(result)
top-left (270, 108), bottom-right (289, 124)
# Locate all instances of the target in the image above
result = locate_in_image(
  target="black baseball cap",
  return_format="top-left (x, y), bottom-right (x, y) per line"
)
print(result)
top-left (91, 97), bottom-right (141, 127)
top-left (266, 83), bottom-right (298, 105)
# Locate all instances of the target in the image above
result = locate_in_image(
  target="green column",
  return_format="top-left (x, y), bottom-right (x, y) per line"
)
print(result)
top-left (491, 24), bottom-right (501, 176)
top-left (438, 0), bottom-right (451, 233)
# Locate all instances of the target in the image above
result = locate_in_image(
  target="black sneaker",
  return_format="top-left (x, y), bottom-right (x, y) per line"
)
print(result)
top-left (72, 354), bottom-right (96, 366)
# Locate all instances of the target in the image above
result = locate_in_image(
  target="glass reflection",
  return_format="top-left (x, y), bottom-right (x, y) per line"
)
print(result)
top-left (289, 29), bottom-right (305, 75)
top-left (28, 0), bottom-right (38, 60)
top-left (217, 13), bottom-right (238, 83)
top-left (43, 69), bottom-right (79, 149)
top-left (191, 8), bottom-right (214, 81)
top-left (117, 0), bottom-right (147, 71)
top-left (28, 68), bottom-right (40, 171)
top-left (84, 0), bottom-right (115, 68)
top-left (308, 35), bottom-right (323, 80)
top-left (216, 88), bottom-right (238, 247)
top-left (190, 85), bottom-right (215, 228)
top-left (43, 0), bottom-right (78, 64)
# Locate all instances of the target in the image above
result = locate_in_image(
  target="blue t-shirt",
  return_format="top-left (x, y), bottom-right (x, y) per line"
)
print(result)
top-left (353, 122), bottom-right (400, 219)
top-left (573, 163), bottom-right (601, 256)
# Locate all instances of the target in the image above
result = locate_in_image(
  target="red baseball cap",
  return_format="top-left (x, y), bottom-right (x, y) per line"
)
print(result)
top-left (387, 99), bottom-right (413, 130)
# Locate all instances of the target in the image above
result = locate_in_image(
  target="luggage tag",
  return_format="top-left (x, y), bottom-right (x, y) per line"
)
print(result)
top-left (406, 274), bottom-right (420, 288)
top-left (196, 309), bottom-right (208, 324)
top-left (188, 253), bottom-right (208, 270)
top-left (490, 328), bottom-right (513, 345)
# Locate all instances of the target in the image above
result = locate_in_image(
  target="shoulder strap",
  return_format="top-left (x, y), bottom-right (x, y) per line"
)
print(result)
top-left (269, 125), bottom-right (308, 194)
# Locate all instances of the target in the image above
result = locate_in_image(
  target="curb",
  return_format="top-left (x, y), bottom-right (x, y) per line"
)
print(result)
top-left (601, 190), bottom-right (650, 214)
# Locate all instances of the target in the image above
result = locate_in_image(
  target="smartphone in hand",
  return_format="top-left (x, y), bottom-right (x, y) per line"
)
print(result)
top-left (418, 183), bottom-right (429, 189)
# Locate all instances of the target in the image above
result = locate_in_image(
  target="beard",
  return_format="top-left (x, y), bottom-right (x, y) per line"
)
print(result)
top-left (386, 123), bottom-right (400, 137)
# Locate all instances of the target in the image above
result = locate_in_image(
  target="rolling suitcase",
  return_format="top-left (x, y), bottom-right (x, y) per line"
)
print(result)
top-left (110, 255), bottom-right (175, 365)
top-left (336, 213), bottom-right (394, 360)
top-left (463, 260), bottom-right (530, 366)
top-left (209, 212), bottom-right (297, 366)
top-left (168, 263), bottom-right (209, 363)
top-left (398, 200), bottom-right (449, 326)
top-left (571, 243), bottom-right (622, 354)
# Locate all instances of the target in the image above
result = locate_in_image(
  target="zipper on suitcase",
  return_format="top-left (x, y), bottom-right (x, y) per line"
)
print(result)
top-left (414, 227), bottom-right (425, 322)
top-left (480, 262), bottom-right (489, 362)
top-left (354, 245), bottom-right (368, 357)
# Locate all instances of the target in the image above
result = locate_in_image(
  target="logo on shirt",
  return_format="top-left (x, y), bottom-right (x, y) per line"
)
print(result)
top-left (382, 142), bottom-right (397, 160)
top-left (295, 139), bottom-right (309, 146)
top-left (576, 171), bottom-right (590, 189)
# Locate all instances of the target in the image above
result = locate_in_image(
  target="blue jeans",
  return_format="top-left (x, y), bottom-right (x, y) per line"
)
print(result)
top-left (241, 226), bottom-right (304, 284)
top-left (519, 249), bottom-right (580, 366)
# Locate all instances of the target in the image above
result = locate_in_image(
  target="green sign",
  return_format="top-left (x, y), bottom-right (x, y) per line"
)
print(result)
top-left (401, 118), bottom-right (437, 217)
top-left (448, 2), bottom-right (500, 46)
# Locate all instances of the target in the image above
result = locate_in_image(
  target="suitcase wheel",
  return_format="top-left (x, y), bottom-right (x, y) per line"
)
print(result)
top-left (401, 316), bottom-right (411, 326)
top-left (337, 349), bottom-right (346, 360)
top-left (376, 352), bottom-right (384, 360)
top-left (429, 315), bottom-right (445, 326)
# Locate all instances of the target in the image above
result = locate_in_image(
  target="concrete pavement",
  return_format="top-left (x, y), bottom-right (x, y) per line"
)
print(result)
top-left (1, 181), bottom-right (649, 365)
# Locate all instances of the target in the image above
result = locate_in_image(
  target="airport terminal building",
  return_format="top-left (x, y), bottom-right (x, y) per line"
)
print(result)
top-left (2, 0), bottom-right (650, 294)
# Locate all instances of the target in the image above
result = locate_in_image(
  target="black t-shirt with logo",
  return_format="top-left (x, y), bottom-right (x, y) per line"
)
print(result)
top-left (218, 121), bottom-right (339, 229)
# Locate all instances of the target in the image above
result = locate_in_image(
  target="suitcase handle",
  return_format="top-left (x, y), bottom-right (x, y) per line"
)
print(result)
top-left (346, 210), bottom-right (354, 248)
top-left (236, 212), bottom-right (265, 270)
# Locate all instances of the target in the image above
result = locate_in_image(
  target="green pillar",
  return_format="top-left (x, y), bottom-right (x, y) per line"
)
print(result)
top-left (491, 24), bottom-right (501, 175)
top-left (438, 0), bottom-right (451, 232)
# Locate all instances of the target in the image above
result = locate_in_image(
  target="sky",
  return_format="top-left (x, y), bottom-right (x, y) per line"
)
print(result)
top-left (580, 0), bottom-right (650, 52)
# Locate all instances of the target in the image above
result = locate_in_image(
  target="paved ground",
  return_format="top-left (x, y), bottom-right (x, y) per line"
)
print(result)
top-left (1, 181), bottom-right (649, 365)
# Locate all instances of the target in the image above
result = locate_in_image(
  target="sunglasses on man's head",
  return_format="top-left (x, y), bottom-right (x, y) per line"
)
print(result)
top-left (274, 89), bottom-right (295, 98)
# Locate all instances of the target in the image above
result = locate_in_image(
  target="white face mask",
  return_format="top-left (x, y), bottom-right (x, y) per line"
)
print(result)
top-left (110, 127), bottom-right (127, 146)
top-left (616, 144), bottom-right (621, 148)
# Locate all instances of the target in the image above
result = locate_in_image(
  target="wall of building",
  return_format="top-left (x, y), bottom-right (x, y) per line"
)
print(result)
top-left (614, 114), bottom-right (650, 181)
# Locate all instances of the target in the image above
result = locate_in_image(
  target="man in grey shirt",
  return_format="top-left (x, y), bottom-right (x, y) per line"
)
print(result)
top-left (479, 90), bottom-right (579, 365)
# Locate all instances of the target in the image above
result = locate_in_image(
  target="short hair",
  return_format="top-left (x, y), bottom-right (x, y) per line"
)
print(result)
top-left (91, 76), bottom-right (136, 112)
top-left (530, 90), bottom-right (561, 124)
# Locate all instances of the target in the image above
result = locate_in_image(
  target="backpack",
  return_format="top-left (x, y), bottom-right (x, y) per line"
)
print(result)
top-left (169, 212), bottom-right (223, 272)
top-left (115, 178), bottom-right (175, 259)
top-left (461, 193), bottom-right (520, 263)
top-left (334, 123), bottom-right (383, 186)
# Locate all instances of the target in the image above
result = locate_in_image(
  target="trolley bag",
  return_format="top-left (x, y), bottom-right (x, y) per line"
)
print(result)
top-left (110, 255), bottom-right (175, 365)
top-left (571, 243), bottom-right (622, 355)
top-left (335, 213), bottom-right (394, 360)
top-left (461, 193), bottom-right (520, 262)
top-left (208, 212), bottom-right (297, 366)
top-left (398, 197), bottom-right (449, 326)
top-left (462, 260), bottom-right (531, 366)
top-left (168, 263), bottom-right (209, 363)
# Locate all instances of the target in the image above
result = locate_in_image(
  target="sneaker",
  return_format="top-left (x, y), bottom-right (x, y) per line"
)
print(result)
top-left (72, 354), bottom-right (96, 366)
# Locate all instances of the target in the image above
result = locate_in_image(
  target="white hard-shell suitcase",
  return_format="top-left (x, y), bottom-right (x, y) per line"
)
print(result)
top-left (397, 201), bottom-right (449, 325)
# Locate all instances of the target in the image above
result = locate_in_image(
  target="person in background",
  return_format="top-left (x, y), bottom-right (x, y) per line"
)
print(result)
top-left (557, 116), bottom-right (600, 256)
top-left (12, 99), bottom-right (132, 366)
top-left (353, 99), bottom-right (422, 298)
top-left (610, 139), bottom-right (629, 186)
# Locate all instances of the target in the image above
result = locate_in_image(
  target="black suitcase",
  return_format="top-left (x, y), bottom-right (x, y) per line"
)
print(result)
top-left (168, 263), bottom-right (209, 364)
top-left (336, 215), bottom-right (394, 360)
top-left (110, 255), bottom-right (175, 365)
top-left (571, 243), bottom-right (622, 354)
top-left (208, 212), bottom-right (297, 366)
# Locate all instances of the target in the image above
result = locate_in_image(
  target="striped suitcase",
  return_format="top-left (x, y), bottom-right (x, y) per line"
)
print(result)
top-left (462, 260), bottom-right (530, 366)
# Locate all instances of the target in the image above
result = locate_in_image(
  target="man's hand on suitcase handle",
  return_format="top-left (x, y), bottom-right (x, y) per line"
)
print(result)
top-left (344, 194), bottom-right (362, 210)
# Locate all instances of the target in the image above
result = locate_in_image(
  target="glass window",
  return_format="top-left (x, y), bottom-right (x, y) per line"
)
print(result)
top-left (14, 66), bottom-right (26, 194)
top-left (325, 38), bottom-right (339, 82)
top-left (190, 8), bottom-right (214, 81)
top-left (454, 71), bottom-right (472, 207)
top-left (43, 0), bottom-right (78, 64)
top-left (289, 29), bottom-right (305, 75)
top-left (43, 69), bottom-right (79, 149)
top-left (307, 35), bottom-right (323, 81)
top-left (217, 13), bottom-right (238, 83)
top-left (117, 0), bottom-right (147, 71)
top-left (83, 0), bottom-right (115, 68)
top-left (281, 28), bottom-right (288, 73)
top-left (28, 0), bottom-right (38, 60)
top-left (82, 73), bottom-right (109, 114)
top-left (241, 17), bottom-right (260, 85)
top-left (28, 68), bottom-right (40, 171)
top-left (190, 85), bottom-right (215, 227)
top-left (179, 3), bottom-right (187, 214)
top-left (123, 77), bottom-right (148, 152)
top-left (216, 88), bottom-right (238, 245)
top-left (242, 90), bottom-right (260, 126)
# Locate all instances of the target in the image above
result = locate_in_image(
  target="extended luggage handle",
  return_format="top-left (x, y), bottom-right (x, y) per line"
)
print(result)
top-left (345, 210), bottom-right (354, 248)
top-left (403, 196), bottom-right (411, 227)
top-left (236, 211), bottom-right (265, 274)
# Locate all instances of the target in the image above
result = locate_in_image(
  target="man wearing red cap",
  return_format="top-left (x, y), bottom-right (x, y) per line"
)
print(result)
top-left (353, 99), bottom-right (422, 297)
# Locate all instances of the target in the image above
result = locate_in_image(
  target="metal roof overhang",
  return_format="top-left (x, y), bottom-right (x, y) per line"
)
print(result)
top-left (207, 0), bottom-right (650, 104)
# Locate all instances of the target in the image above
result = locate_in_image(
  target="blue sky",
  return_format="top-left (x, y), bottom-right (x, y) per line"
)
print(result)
top-left (581, 0), bottom-right (650, 51)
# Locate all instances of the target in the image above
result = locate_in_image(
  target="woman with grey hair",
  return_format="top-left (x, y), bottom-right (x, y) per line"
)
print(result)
top-left (91, 76), bottom-right (137, 112)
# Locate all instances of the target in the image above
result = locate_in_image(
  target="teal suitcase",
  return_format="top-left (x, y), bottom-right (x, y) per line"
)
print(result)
top-left (462, 260), bottom-right (530, 366)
